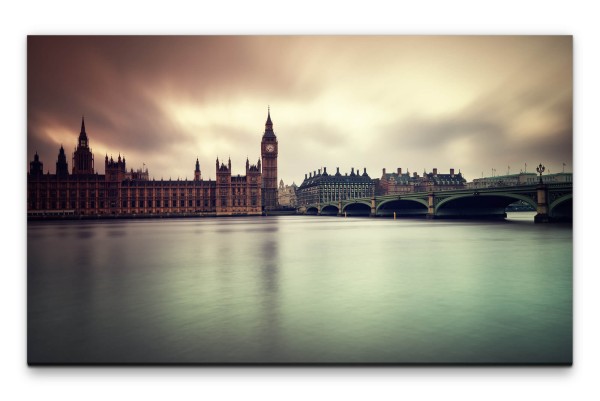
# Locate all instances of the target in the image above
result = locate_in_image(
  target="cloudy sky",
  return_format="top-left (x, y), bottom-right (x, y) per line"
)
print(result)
top-left (27, 35), bottom-right (572, 184)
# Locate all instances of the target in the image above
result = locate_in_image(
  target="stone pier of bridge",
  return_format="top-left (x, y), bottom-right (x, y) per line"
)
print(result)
top-left (534, 183), bottom-right (550, 223)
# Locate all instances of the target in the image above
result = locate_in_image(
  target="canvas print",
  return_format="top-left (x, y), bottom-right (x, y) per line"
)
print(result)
top-left (27, 36), bottom-right (572, 365)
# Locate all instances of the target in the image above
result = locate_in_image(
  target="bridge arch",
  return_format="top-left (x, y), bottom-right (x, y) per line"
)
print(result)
top-left (305, 206), bottom-right (319, 215)
top-left (549, 194), bottom-right (572, 220)
top-left (320, 204), bottom-right (340, 216)
top-left (376, 198), bottom-right (428, 216)
top-left (435, 192), bottom-right (537, 219)
top-left (342, 201), bottom-right (371, 216)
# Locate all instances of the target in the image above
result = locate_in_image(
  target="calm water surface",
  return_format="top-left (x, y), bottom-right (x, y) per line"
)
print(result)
top-left (27, 213), bottom-right (572, 364)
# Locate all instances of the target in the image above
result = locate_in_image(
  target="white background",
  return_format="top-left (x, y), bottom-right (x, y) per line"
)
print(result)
top-left (2, 1), bottom-right (598, 400)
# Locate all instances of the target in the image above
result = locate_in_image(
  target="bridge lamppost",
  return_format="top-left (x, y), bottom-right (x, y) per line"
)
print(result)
top-left (534, 163), bottom-right (549, 223)
top-left (536, 163), bottom-right (545, 184)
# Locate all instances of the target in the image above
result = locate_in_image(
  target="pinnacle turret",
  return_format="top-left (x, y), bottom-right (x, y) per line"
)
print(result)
top-left (79, 116), bottom-right (88, 141)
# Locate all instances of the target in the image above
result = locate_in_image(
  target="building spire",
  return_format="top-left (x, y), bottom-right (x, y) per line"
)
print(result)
top-left (77, 115), bottom-right (89, 150)
top-left (263, 106), bottom-right (275, 138)
top-left (266, 106), bottom-right (273, 126)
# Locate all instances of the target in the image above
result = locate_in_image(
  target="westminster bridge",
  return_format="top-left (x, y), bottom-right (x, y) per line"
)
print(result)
top-left (296, 183), bottom-right (572, 223)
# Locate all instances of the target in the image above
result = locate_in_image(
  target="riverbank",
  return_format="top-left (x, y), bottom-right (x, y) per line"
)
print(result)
top-left (27, 208), bottom-right (300, 221)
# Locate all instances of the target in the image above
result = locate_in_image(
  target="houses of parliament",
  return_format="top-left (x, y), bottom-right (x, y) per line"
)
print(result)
top-left (27, 110), bottom-right (279, 217)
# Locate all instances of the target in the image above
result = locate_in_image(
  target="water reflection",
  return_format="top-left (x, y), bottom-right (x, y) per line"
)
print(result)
top-left (258, 229), bottom-right (280, 361)
top-left (27, 215), bottom-right (572, 364)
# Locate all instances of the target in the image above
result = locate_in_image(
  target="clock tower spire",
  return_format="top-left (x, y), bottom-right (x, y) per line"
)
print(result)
top-left (261, 107), bottom-right (278, 211)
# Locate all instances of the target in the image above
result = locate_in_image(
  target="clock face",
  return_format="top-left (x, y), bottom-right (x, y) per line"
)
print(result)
top-left (266, 144), bottom-right (275, 153)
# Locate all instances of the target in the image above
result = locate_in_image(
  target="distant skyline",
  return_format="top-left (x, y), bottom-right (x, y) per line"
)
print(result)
top-left (27, 35), bottom-right (572, 184)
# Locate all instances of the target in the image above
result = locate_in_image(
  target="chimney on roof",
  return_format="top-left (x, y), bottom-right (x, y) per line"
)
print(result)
top-left (336, 167), bottom-right (340, 174)
top-left (323, 167), bottom-right (327, 174)
top-left (318, 168), bottom-right (321, 175)
top-left (309, 172), bottom-right (312, 178)
top-left (305, 173), bottom-right (307, 179)
top-left (433, 168), bottom-right (438, 175)
top-left (351, 167), bottom-right (355, 175)
top-left (363, 168), bottom-right (367, 175)
top-left (382, 168), bottom-right (386, 175)
top-left (450, 168), bottom-right (455, 176)
top-left (413, 172), bottom-right (418, 178)
top-left (398, 168), bottom-right (402, 175)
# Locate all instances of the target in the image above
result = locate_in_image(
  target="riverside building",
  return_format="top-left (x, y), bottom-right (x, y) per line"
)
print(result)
top-left (377, 167), bottom-right (466, 195)
top-left (278, 179), bottom-right (298, 207)
top-left (296, 167), bottom-right (374, 206)
top-left (467, 172), bottom-right (572, 189)
top-left (27, 113), bottom-right (278, 217)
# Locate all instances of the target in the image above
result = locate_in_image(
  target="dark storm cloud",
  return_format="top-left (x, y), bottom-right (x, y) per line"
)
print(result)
top-left (378, 76), bottom-right (573, 178)
top-left (27, 36), bottom-right (197, 169)
top-left (27, 36), bottom-right (572, 183)
top-left (26, 36), bottom-right (321, 175)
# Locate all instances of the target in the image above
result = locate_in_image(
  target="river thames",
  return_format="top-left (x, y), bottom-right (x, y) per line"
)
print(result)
top-left (27, 212), bottom-right (572, 364)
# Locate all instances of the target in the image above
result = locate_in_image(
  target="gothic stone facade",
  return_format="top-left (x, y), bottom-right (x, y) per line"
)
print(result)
top-left (28, 116), bottom-right (266, 217)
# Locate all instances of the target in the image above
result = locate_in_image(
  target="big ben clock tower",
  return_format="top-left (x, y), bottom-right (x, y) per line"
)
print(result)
top-left (261, 107), bottom-right (278, 211)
